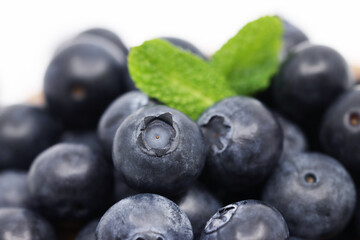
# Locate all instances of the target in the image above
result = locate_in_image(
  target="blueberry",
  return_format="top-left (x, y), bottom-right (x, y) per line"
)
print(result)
top-left (320, 86), bottom-right (360, 173)
top-left (0, 207), bottom-right (56, 240)
top-left (28, 143), bottom-right (114, 221)
top-left (162, 37), bottom-right (208, 59)
top-left (78, 28), bottom-right (128, 56)
top-left (76, 219), bottom-right (99, 240)
top-left (281, 18), bottom-right (308, 59)
top-left (77, 28), bottom-right (136, 91)
top-left (0, 170), bottom-right (33, 209)
top-left (0, 104), bottom-right (62, 169)
top-left (273, 43), bottom-right (354, 125)
top-left (200, 200), bottom-right (289, 240)
top-left (274, 112), bottom-right (308, 156)
top-left (113, 171), bottom-right (138, 202)
top-left (44, 29), bottom-right (130, 128)
top-left (197, 96), bottom-right (283, 191)
top-left (262, 152), bottom-right (356, 239)
top-left (113, 105), bottom-right (206, 195)
top-left (176, 183), bottom-right (222, 240)
top-left (96, 193), bottom-right (193, 240)
top-left (98, 91), bottom-right (154, 157)
top-left (60, 130), bottom-right (104, 156)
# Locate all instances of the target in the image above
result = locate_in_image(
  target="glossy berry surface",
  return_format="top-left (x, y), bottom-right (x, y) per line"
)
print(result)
top-left (281, 18), bottom-right (308, 59)
top-left (0, 170), bottom-right (33, 209)
top-left (0, 207), bottom-right (56, 240)
top-left (44, 30), bottom-right (130, 128)
top-left (197, 96), bottom-right (283, 191)
top-left (262, 152), bottom-right (356, 239)
top-left (98, 91), bottom-right (153, 157)
top-left (113, 105), bottom-right (206, 195)
top-left (28, 143), bottom-right (114, 221)
top-left (176, 183), bottom-right (221, 240)
top-left (320, 86), bottom-right (360, 173)
top-left (273, 43), bottom-right (353, 124)
top-left (96, 193), bottom-right (193, 240)
top-left (0, 104), bottom-right (62, 169)
top-left (162, 37), bottom-right (208, 59)
top-left (77, 28), bottom-right (136, 91)
top-left (78, 28), bottom-right (129, 55)
top-left (76, 219), bottom-right (99, 240)
top-left (200, 200), bottom-right (289, 240)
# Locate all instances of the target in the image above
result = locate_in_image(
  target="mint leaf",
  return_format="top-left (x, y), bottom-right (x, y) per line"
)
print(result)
top-left (211, 16), bottom-right (283, 95)
top-left (128, 39), bottom-right (236, 120)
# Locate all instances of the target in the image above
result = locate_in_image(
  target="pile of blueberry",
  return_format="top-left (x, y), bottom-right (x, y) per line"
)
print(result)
top-left (0, 19), bottom-right (360, 240)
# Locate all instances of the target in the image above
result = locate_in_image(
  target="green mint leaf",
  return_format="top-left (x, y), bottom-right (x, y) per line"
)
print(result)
top-left (128, 39), bottom-right (236, 120)
top-left (211, 16), bottom-right (283, 95)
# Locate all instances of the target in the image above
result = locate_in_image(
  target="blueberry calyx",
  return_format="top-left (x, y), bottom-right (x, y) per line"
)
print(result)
top-left (137, 112), bottom-right (179, 157)
top-left (70, 84), bottom-right (87, 101)
top-left (204, 203), bottom-right (237, 233)
top-left (344, 109), bottom-right (360, 131)
top-left (304, 172), bottom-right (317, 184)
top-left (200, 115), bottom-right (232, 154)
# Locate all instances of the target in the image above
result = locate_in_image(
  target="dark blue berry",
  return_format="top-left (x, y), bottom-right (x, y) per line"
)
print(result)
top-left (274, 112), bottom-right (307, 156)
top-left (44, 29), bottom-right (130, 128)
top-left (197, 96), bottom-right (283, 191)
top-left (273, 43), bottom-right (354, 125)
top-left (76, 219), bottom-right (99, 240)
top-left (28, 143), bottom-right (114, 221)
top-left (96, 193), bottom-right (193, 240)
top-left (113, 105), bottom-right (206, 195)
top-left (320, 86), bottom-right (360, 173)
top-left (77, 28), bottom-right (136, 91)
top-left (113, 171), bottom-right (138, 202)
top-left (281, 18), bottom-right (308, 59)
top-left (0, 170), bottom-right (33, 209)
top-left (60, 130), bottom-right (104, 156)
top-left (262, 152), bottom-right (356, 239)
top-left (176, 183), bottom-right (221, 240)
top-left (0, 207), bottom-right (56, 239)
top-left (200, 200), bottom-right (289, 240)
top-left (98, 91), bottom-right (154, 157)
top-left (0, 104), bottom-right (62, 169)
top-left (78, 28), bottom-right (128, 56)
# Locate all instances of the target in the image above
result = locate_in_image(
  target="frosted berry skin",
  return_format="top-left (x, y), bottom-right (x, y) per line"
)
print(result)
top-left (113, 105), bottom-right (206, 195)
top-left (176, 183), bottom-right (222, 239)
top-left (0, 208), bottom-right (56, 240)
top-left (320, 86), bottom-right (360, 173)
top-left (44, 29), bottom-right (130, 129)
top-left (197, 96), bottom-right (283, 191)
top-left (96, 193), bottom-right (193, 240)
top-left (0, 170), bottom-right (33, 209)
top-left (0, 104), bottom-right (62, 169)
top-left (262, 152), bottom-right (356, 239)
top-left (98, 91), bottom-right (154, 158)
top-left (28, 143), bottom-right (114, 221)
top-left (273, 43), bottom-right (354, 125)
top-left (200, 200), bottom-right (289, 240)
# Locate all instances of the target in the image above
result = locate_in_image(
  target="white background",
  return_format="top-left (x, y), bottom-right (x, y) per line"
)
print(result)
top-left (1, 0), bottom-right (359, 105)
